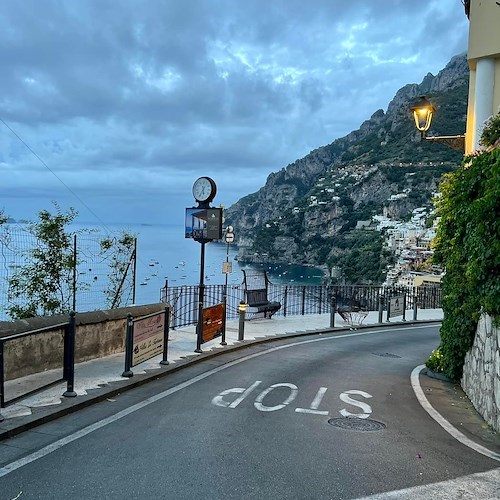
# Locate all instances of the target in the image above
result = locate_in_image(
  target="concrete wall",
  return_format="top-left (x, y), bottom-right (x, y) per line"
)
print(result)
top-left (0, 304), bottom-right (166, 381)
top-left (461, 313), bottom-right (500, 432)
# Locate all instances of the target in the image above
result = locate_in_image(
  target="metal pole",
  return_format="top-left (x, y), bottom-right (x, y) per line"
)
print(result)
top-left (122, 313), bottom-right (134, 377)
top-left (0, 340), bottom-right (5, 411)
top-left (301, 286), bottom-right (306, 315)
top-left (132, 238), bottom-right (137, 305)
top-left (221, 241), bottom-right (229, 346)
top-left (195, 241), bottom-right (206, 353)
top-left (72, 234), bottom-right (77, 312)
top-left (283, 286), bottom-right (288, 317)
top-left (402, 294), bottom-right (407, 321)
top-left (160, 306), bottom-right (170, 365)
top-left (378, 296), bottom-right (384, 324)
top-left (413, 294), bottom-right (418, 321)
top-left (63, 311), bottom-right (77, 398)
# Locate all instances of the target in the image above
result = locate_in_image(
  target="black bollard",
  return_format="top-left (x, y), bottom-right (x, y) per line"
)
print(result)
top-left (238, 301), bottom-right (246, 341)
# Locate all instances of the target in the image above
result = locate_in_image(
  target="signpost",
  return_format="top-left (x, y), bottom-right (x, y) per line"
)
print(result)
top-left (187, 176), bottom-right (224, 353)
top-left (387, 295), bottom-right (406, 321)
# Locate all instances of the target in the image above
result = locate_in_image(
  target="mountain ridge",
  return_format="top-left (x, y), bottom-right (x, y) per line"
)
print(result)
top-left (226, 53), bottom-right (469, 282)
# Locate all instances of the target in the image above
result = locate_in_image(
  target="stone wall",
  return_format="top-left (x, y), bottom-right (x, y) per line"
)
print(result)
top-left (0, 304), bottom-right (166, 380)
top-left (461, 313), bottom-right (500, 432)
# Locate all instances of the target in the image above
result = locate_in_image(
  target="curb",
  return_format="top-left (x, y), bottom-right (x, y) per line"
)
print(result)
top-left (0, 319), bottom-right (441, 441)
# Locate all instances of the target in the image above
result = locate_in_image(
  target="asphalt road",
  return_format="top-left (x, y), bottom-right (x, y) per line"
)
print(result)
top-left (0, 323), bottom-right (498, 499)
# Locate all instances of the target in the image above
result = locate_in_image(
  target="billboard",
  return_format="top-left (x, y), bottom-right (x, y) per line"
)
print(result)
top-left (185, 207), bottom-right (223, 240)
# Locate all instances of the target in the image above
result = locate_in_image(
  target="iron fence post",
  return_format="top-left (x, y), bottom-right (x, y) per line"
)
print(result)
top-left (63, 311), bottom-right (77, 398)
top-left (283, 286), bottom-right (288, 317)
top-left (301, 286), bottom-right (306, 315)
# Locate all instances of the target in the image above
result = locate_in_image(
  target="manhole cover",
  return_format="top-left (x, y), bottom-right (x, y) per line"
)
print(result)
top-left (372, 352), bottom-right (401, 358)
top-left (328, 417), bottom-right (386, 431)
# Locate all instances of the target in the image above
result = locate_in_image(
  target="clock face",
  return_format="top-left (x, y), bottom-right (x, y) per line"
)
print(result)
top-left (192, 176), bottom-right (216, 202)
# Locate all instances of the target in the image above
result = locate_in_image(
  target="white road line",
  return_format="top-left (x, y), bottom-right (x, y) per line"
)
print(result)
top-left (0, 325), bottom-right (437, 477)
top-left (411, 364), bottom-right (500, 462)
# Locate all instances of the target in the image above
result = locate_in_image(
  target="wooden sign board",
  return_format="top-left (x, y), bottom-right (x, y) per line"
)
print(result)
top-left (202, 303), bottom-right (224, 343)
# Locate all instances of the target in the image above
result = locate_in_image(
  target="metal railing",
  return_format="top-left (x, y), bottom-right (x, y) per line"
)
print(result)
top-left (0, 312), bottom-right (76, 409)
top-left (161, 283), bottom-right (442, 329)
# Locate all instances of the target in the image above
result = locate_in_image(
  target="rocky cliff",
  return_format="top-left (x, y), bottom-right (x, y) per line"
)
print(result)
top-left (226, 54), bottom-right (469, 281)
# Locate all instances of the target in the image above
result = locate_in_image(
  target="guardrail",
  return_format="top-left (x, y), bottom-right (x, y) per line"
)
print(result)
top-left (0, 312), bottom-right (76, 410)
top-left (161, 283), bottom-right (442, 329)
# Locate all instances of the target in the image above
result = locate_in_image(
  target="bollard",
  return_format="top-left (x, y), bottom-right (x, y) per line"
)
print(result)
top-left (63, 311), bottom-right (77, 398)
top-left (413, 295), bottom-right (418, 321)
top-left (402, 294), bottom-right (407, 322)
top-left (238, 301), bottom-right (246, 341)
top-left (329, 295), bottom-right (336, 328)
top-left (122, 313), bottom-right (134, 377)
top-left (378, 297), bottom-right (384, 324)
top-left (160, 306), bottom-right (170, 366)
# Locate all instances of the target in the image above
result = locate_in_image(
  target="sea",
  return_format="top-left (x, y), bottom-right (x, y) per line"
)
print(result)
top-left (75, 222), bottom-right (326, 306)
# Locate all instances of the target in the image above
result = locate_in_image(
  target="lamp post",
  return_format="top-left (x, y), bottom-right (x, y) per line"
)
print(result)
top-left (410, 95), bottom-right (465, 152)
top-left (221, 225), bottom-right (234, 346)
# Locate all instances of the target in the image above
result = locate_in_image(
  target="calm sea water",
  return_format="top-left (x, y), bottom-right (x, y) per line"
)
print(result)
top-left (77, 222), bottom-right (325, 306)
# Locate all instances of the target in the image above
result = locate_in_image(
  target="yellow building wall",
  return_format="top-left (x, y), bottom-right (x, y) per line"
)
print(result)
top-left (466, 1), bottom-right (500, 153)
top-left (468, 1), bottom-right (500, 61)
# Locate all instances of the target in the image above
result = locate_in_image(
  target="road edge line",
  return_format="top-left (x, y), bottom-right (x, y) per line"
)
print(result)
top-left (411, 364), bottom-right (500, 462)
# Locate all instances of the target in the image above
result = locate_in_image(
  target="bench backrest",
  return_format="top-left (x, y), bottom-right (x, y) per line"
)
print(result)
top-left (242, 270), bottom-right (270, 305)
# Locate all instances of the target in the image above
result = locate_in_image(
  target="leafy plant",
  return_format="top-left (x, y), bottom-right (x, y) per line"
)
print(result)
top-left (7, 203), bottom-right (78, 319)
top-left (430, 111), bottom-right (500, 380)
top-left (426, 348), bottom-right (445, 373)
top-left (100, 231), bottom-right (137, 308)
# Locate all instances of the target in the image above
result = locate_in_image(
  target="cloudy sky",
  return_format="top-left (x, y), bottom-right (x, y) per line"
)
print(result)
top-left (0, 0), bottom-right (469, 226)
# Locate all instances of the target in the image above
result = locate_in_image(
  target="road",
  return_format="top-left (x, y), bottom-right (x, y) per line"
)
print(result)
top-left (0, 323), bottom-right (499, 499)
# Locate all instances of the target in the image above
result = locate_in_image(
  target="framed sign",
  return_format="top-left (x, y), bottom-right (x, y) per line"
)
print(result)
top-left (389, 295), bottom-right (404, 318)
top-left (185, 207), bottom-right (223, 240)
top-left (132, 311), bottom-right (165, 367)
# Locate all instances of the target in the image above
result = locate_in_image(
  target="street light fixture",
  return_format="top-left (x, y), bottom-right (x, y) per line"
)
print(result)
top-left (410, 95), bottom-right (465, 152)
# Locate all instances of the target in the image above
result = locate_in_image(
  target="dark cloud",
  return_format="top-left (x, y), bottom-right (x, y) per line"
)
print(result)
top-left (0, 0), bottom-right (468, 223)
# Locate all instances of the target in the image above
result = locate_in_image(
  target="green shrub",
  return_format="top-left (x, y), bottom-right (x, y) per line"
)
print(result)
top-left (429, 111), bottom-right (500, 380)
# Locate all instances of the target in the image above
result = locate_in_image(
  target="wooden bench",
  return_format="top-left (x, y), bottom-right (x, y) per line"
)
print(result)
top-left (242, 270), bottom-right (281, 319)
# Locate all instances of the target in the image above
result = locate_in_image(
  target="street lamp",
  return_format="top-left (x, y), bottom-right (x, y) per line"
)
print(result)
top-left (410, 95), bottom-right (465, 152)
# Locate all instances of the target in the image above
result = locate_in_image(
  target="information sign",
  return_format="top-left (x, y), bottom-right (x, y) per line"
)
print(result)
top-left (389, 295), bottom-right (404, 318)
top-left (132, 311), bottom-right (165, 367)
top-left (202, 303), bottom-right (225, 343)
top-left (222, 261), bottom-right (233, 274)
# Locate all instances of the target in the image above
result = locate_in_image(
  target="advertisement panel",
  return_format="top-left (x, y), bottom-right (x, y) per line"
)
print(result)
top-left (132, 311), bottom-right (165, 367)
top-left (185, 208), bottom-right (223, 240)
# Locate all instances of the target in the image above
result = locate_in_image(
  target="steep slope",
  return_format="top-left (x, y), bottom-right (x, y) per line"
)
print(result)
top-left (226, 54), bottom-right (469, 281)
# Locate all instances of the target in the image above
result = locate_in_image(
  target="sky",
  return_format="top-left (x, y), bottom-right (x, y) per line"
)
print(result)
top-left (0, 0), bottom-right (469, 227)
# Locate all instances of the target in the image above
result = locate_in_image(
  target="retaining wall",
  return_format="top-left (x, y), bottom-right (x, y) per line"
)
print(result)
top-left (461, 313), bottom-right (500, 432)
top-left (0, 304), bottom-right (165, 380)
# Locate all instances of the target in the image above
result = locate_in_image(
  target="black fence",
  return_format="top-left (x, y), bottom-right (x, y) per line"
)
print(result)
top-left (161, 283), bottom-right (442, 329)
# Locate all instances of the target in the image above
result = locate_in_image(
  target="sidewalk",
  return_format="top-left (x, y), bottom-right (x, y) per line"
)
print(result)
top-left (2, 310), bottom-right (444, 439)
